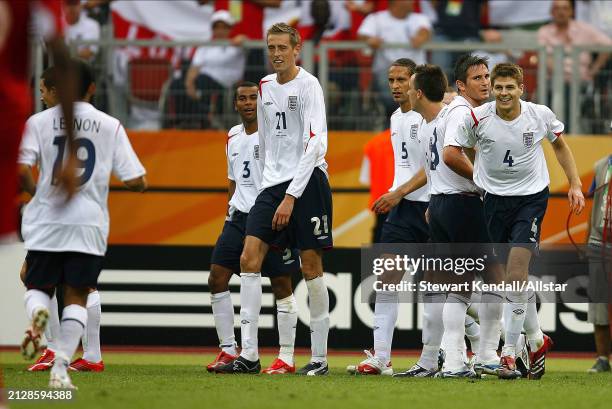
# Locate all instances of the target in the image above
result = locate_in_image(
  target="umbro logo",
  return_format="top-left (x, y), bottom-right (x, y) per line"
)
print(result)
top-left (513, 309), bottom-right (525, 315)
top-left (232, 153), bottom-right (239, 157)
top-left (284, 260), bottom-right (295, 265)
top-left (373, 326), bottom-right (380, 331)
top-left (317, 236), bottom-right (328, 240)
top-left (241, 319), bottom-right (250, 324)
top-left (264, 101), bottom-right (273, 106)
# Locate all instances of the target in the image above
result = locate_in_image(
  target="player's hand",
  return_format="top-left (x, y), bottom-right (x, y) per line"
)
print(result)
top-left (568, 185), bottom-right (585, 215)
top-left (272, 195), bottom-right (295, 231)
top-left (372, 191), bottom-right (401, 214)
top-left (56, 153), bottom-right (78, 201)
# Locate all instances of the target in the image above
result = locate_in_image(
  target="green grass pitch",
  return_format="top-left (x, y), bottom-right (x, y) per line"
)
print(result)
top-left (2, 352), bottom-right (611, 409)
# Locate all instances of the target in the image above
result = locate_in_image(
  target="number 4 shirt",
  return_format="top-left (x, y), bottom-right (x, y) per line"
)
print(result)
top-left (18, 102), bottom-right (146, 256)
top-left (257, 67), bottom-right (328, 198)
top-left (456, 100), bottom-right (564, 196)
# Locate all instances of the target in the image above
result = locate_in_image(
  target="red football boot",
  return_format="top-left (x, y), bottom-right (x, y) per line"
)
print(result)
top-left (69, 358), bottom-right (105, 372)
top-left (27, 349), bottom-right (55, 372)
top-left (528, 334), bottom-right (553, 380)
top-left (262, 358), bottom-right (296, 374)
top-left (206, 351), bottom-right (238, 373)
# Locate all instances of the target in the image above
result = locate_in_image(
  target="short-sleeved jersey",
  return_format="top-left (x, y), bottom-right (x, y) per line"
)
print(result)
top-left (18, 102), bottom-right (146, 255)
top-left (257, 68), bottom-right (328, 198)
top-left (389, 108), bottom-right (429, 202)
top-left (456, 100), bottom-right (564, 196)
top-left (226, 124), bottom-right (263, 215)
top-left (422, 100), bottom-right (480, 195)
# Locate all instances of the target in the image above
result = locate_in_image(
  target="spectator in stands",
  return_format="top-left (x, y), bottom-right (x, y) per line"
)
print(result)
top-left (430, 0), bottom-right (502, 80)
top-left (184, 10), bottom-right (246, 129)
top-left (575, 0), bottom-right (612, 37)
top-left (537, 0), bottom-right (611, 131)
top-left (63, 0), bottom-right (101, 62)
top-left (585, 153), bottom-right (611, 373)
top-left (487, 0), bottom-right (552, 30)
top-left (357, 0), bottom-right (431, 117)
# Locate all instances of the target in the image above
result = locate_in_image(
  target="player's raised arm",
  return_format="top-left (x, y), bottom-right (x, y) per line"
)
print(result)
top-left (285, 80), bottom-right (326, 199)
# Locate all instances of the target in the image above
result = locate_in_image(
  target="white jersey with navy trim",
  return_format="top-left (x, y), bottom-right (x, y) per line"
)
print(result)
top-left (257, 67), bottom-right (328, 198)
top-left (226, 124), bottom-right (263, 215)
top-left (18, 102), bottom-right (145, 255)
top-left (456, 100), bottom-right (564, 196)
top-left (389, 108), bottom-right (429, 202)
top-left (422, 100), bottom-right (480, 195)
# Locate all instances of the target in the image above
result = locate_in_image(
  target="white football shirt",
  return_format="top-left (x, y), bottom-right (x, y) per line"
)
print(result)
top-left (422, 99), bottom-right (480, 195)
top-left (457, 100), bottom-right (564, 196)
top-left (226, 124), bottom-right (263, 215)
top-left (18, 102), bottom-right (146, 256)
top-left (257, 67), bottom-right (328, 198)
top-left (389, 108), bottom-right (429, 202)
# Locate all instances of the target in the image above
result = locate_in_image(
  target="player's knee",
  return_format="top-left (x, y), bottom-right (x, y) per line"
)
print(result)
top-left (300, 258), bottom-right (323, 280)
top-left (270, 277), bottom-right (293, 299)
top-left (208, 266), bottom-right (230, 293)
top-left (240, 251), bottom-right (260, 273)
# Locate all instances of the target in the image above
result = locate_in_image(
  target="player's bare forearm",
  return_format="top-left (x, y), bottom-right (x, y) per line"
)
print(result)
top-left (552, 136), bottom-right (585, 214)
top-left (124, 175), bottom-right (148, 192)
top-left (227, 180), bottom-right (236, 217)
top-left (443, 146), bottom-right (474, 180)
top-left (373, 168), bottom-right (426, 214)
top-left (17, 165), bottom-right (36, 197)
top-left (272, 194), bottom-right (295, 231)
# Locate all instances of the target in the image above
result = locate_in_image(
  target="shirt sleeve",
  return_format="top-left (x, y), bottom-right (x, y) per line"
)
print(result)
top-left (226, 137), bottom-right (235, 181)
top-left (454, 109), bottom-right (478, 148)
top-left (256, 92), bottom-right (267, 174)
top-left (357, 13), bottom-right (377, 38)
top-left (442, 106), bottom-right (470, 148)
top-left (112, 124), bottom-right (146, 181)
top-left (286, 79), bottom-right (327, 198)
top-left (18, 117), bottom-right (40, 166)
top-left (191, 46), bottom-right (206, 67)
top-left (542, 105), bottom-right (564, 142)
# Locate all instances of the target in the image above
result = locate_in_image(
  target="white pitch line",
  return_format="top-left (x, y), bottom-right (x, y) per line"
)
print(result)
top-left (541, 222), bottom-right (588, 244)
top-left (333, 209), bottom-right (371, 239)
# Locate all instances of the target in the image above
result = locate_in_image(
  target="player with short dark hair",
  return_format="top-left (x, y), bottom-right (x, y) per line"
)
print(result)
top-left (209, 82), bottom-right (300, 375)
top-left (229, 23), bottom-right (333, 376)
top-left (347, 57), bottom-right (429, 376)
top-left (456, 62), bottom-right (585, 379)
top-left (18, 60), bottom-right (147, 389)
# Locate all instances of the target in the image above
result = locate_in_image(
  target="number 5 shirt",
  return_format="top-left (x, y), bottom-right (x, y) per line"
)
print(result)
top-left (456, 100), bottom-right (564, 196)
top-left (257, 67), bottom-right (328, 198)
top-left (18, 102), bottom-right (146, 256)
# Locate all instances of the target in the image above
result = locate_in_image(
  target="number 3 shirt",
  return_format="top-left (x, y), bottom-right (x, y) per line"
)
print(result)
top-left (257, 68), bottom-right (328, 198)
top-left (18, 102), bottom-right (146, 256)
top-left (456, 100), bottom-right (564, 196)
top-left (226, 124), bottom-right (262, 216)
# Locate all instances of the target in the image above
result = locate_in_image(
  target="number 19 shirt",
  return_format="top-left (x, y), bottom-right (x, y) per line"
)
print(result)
top-left (18, 102), bottom-right (146, 256)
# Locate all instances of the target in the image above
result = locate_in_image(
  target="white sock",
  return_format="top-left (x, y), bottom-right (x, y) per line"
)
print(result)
top-left (503, 290), bottom-right (528, 357)
top-left (373, 291), bottom-right (399, 365)
top-left (276, 294), bottom-right (297, 366)
top-left (417, 292), bottom-right (445, 370)
top-left (46, 295), bottom-right (60, 352)
top-left (465, 313), bottom-right (480, 356)
top-left (478, 291), bottom-right (503, 363)
top-left (442, 294), bottom-right (470, 371)
top-left (523, 289), bottom-right (544, 351)
top-left (211, 291), bottom-right (237, 355)
top-left (306, 276), bottom-right (329, 363)
top-left (24, 289), bottom-right (51, 322)
top-left (51, 304), bottom-right (87, 376)
top-left (239, 273), bottom-right (261, 361)
top-left (82, 291), bottom-right (102, 362)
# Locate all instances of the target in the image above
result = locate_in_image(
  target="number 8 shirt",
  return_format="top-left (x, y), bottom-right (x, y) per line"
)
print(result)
top-left (457, 100), bottom-right (564, 196)
top-left (257, 68), bottom-right (328, 198)
top-left (18, 102), bottom-right (146, 256)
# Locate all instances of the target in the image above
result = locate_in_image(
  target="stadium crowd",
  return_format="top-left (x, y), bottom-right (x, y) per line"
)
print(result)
top-left (55, 0), bottom-right (611, 133)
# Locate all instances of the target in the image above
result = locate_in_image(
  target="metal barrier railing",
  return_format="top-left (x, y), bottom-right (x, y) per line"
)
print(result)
top-left (31, 39), bottom-right (611, 134)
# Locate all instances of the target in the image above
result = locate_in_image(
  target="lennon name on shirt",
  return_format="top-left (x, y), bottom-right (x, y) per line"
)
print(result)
top-left (53, 117), bottom-right (101, 134)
